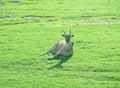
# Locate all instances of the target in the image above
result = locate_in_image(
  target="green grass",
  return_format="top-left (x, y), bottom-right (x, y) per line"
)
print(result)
top-left (0, 0), bottom-right (120, 88)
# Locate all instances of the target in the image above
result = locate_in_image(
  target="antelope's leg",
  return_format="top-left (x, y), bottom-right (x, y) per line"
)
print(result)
top-left (40, 45), bottom-right (57, 56)
top-left (40, 51), bottom-right (50, 56)
top-left (48, 51), bottom-right (60, 60)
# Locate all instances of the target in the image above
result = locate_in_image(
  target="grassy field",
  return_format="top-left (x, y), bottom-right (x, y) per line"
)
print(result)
top-left (0, 0), bottom-right (120, 88)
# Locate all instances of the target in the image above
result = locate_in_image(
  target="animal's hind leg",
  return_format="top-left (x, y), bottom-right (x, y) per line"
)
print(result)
top-left (40, 44), bottom-right (58, 56)
top-left (48, 53), bottom-right (60, 60)
top-left (40, 51), bottom-right (50, 56)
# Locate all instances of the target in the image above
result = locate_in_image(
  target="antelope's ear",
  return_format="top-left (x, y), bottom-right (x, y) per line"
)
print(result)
top-left (61, 34), bottom-right (65, 37)
top-left (71, 35), bottom-right (74, 37)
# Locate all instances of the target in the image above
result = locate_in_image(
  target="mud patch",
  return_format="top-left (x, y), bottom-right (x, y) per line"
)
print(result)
top-left (24, 15), bottom-right (55, 22)
top-left (63, 17), bottom-right (120, 24)
top-left (24, 15), bottom-right (54, 20)
top-left (24, 15), bottom-right (41, 20)
top-left (10, 0), bottom-right (20, 3)
top-left (24, 15), bottom-right (54, 19)
top-left (5, 14), bottom-right (17, 19)
top-left (86, 17), bottom-right (109, 24)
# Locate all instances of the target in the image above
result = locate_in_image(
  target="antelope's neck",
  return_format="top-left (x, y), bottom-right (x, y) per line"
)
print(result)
top-left (66, 42), bottom-right (71, 50)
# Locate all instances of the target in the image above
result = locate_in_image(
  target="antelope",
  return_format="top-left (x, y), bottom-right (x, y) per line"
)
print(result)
top-left (40, 30), bottom-right (74, 60)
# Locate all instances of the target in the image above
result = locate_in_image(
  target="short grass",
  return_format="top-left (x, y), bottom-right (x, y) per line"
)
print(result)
top-left (0, 0), bottom-right (120, 88)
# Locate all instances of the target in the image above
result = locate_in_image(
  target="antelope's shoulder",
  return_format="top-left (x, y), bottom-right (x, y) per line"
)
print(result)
top-left (58, 40), bottom-right (66, 45)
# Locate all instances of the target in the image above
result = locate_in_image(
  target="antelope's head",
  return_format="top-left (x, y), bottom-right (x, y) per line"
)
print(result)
top-left (62, 30), bottom-right (74, 43)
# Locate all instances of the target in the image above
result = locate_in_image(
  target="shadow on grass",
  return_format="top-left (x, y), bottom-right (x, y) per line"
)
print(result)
top-left (47, 55), bottom-right (72, 70)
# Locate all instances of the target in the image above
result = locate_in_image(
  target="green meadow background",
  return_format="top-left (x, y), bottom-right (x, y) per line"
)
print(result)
top-left (0, 0), bottom-right (120, 88)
